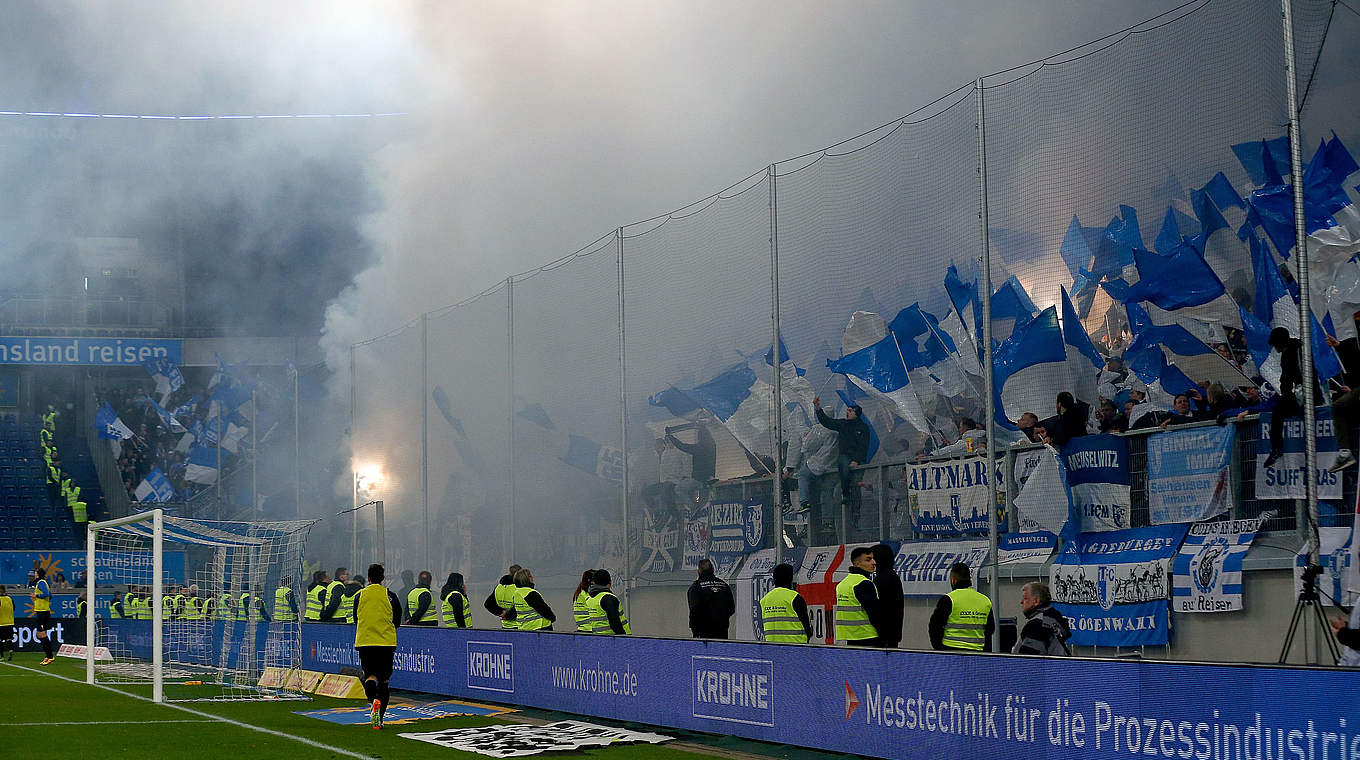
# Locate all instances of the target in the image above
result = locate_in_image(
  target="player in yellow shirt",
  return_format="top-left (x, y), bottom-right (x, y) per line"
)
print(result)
top-left (31, 568), bottom-right (55, 664)
top-left (354, 563), bottom-right (401, 729)
top-left (0, 586), bottom-right (14, 661)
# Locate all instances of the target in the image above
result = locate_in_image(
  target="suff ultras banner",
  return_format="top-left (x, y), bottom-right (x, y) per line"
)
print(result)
top-left (301, 624), bottom-right (1359, 760)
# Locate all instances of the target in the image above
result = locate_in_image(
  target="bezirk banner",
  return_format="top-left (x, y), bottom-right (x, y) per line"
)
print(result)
top-left (299, 622), bottom-right (1360, 760)
top-left (1050, 524), bottom-right (1187, 646)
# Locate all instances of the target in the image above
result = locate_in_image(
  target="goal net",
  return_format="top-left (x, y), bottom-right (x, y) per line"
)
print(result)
top-left (85, 509), bottom-right (316, 702)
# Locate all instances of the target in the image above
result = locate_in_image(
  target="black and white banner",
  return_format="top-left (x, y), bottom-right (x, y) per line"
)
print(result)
top-left (401, 720), bottom-right (671, 757)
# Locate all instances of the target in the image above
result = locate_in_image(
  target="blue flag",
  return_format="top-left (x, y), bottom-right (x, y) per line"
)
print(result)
top-left (1123, 242), bottom-right (1226, 310)
top-left (94, 402), bottom-right (134, 440)
top-left (827, 334), bottom-right (930, 434)
top-left (993, 306), bottom-right (1067, 430)
top-left (134, 466), bottom-right (177, 503)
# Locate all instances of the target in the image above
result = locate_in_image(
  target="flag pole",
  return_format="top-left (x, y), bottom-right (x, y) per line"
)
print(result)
top-left (1282, 0), bottom-right (1321, 569)
top-left (768, 164), bottom-right (784, 562)
top-left (616, 227), bottom-right (632, 615)
top-left (977, 76), bottom-right (1001, 617)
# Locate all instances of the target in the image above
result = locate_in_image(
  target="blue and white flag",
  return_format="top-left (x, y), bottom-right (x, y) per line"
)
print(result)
top-left (1172, 517), bottom-right (1265, 613)
top-left (561, 434), bottom-right (623, 482)
top-left (172, 395), bottom-right (199, 423)
top-left (184, 445), bottom-right (219, 484)
top-left (888, 303), bottom-right (974, 398)
top-left (989, 275), bottom-right (1039, 345)
top-left (143, 356), bottom-right (183, 404)
top-left (993, 306), bottom-right (1067, 429)
top-left (1010, 445), bottom-right (1073, 541)
top-left (143, 395), bottom-right (187, 433)
top-left (1255, 407), bottom-right (1342, 499)
top-left (134, 466), bottom-right (177, 503)
top-left (93, 402), bottom-right (134, 440)
top-left (650, 362), bottom-right (778, 460)
top-left (1060, 434), bottom-right (1131, 532)
top-left (1061, 286), bottom-right (1104, 406)
top-left (1147, 426), bottom-right (1235, 525)
top-left (1050, 524), bottom-right (1188, 646)
top-left (826, 334), bottom-right (931, 435)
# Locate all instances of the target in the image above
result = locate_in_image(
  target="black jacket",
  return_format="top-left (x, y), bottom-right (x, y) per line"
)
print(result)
top-left (815, 408), bottom-right (871, 463)
top-left (870, 545), bottom-right (903, 647)
top-left (589, 583), bottom-right (628, 635)
top-left (483, 574), bottom-right (515, 617)
top-left (1013, 603), bottom-right (1072, 656)
top-left (687, 572), bottom-right (735, 638)
top-left (1045, 400), bottom-right (1089, 447)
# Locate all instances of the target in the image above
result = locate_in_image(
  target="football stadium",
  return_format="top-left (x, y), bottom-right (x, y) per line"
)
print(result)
top-left (2, 2), bottom-right (1359, 758)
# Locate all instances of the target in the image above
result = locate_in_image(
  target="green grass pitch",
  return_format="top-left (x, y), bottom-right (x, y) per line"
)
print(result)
top-left (0, 653), bottom-right (719, 759)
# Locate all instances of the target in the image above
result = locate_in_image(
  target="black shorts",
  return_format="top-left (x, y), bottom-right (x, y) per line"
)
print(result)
top-left (34, 611), bottom-right (51, 631)
top-left (0, 625), bottom-right (12, 644)
top-left (356, 645), bottom-right (395, 682)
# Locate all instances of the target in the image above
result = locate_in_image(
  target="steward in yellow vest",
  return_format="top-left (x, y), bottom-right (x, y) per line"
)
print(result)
top-left (342, 580), bottom-right (361, 623)
top-left (834, 547), bottom-right (882, 646)
top-left (439, 573), bottom-right (470, 628)
top-left (584, 569), bottom-right (629, 635)
top-left (304, 571), bottom-right (329, 621)
top-left (509, 568), bottom-right (555, 631)
top-left (759, 563), bottom-right (811, 643)
top-left (405, 572), bottom-right (438, 626)
top-left (322, 569), bottom-right (348, 622)
top-left (928, 562), bottom-right (994, 652)
top-left (484, 564), bottom-right (522, 630)
top-left (181, 589), bottom-right (203, 621)
top-left (353, 564), bottom-right (399, 729)
top-left (572, 569), bottom-right (594, 631)
top-left (274, 579), bottom-right (297, 622)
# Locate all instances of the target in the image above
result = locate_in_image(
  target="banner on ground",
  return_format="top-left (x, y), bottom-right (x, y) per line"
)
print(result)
top-left (1256, 408), bottom-right (1342, 499)
top-left (1060, 434), bottom-right (1130, 532)
top-left (1297, 526), bottom-right (1355, 607)
top-left (1051, 524), bottom-right (1187, 646)
top-left (401, 721), bottom-right (671, 757)
top-left (1147, 426), bottom-right (1235, 524)
top-left (0, 551), bottom-right (187, 586)
top-left (300, 622), bottom-right (1360, 760)
top-left (705, 499), bottom-right (765, 576)
top-left (892, 539), bottom-right (989, 598)
top-left (1172, 517), bottom-right (1265, 613)
top-left (905, 456), bottom-right (991, 536)
top-left (297, 699), bottom-right (512, 725)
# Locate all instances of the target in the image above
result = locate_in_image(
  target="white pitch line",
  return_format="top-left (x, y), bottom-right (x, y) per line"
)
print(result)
top-left (1, 719), bottom-right (213, 726)
top-left (1, 662), bottom-right (376, 760)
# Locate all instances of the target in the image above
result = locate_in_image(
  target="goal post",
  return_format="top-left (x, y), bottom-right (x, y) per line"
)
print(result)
top-left (86, 508), bottom-right (316, 703)
top-left (87, 509), bottom-right (163, 698)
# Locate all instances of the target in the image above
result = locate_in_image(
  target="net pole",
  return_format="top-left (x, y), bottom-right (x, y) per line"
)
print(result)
top-left (976, 77), bottom-right (1001, 617)
top-left (506, 277), bottom-right (516, 566)
top-left (152, 508), bottom-right (164, 703)
top-left (350, 345), bottom-right (358, 569)
top-left (768, 164), bottom-right (784, 562)
top-left (1281, 0), bottom-right (1321, 566)
top-left (616, 227), bottom-right (631, 615)
top-left (251, 389), bottom-right (258, 521)
top-left (421, 312), bottom-right (430, 571)
top-left (85, 522), bottom-right (95, 684)
top-left (293, 364), bottom-right (300, 521)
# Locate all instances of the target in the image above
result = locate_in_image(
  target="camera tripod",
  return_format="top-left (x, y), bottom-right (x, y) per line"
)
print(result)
top-left (1279, 564), bottom-right (1342, 665)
